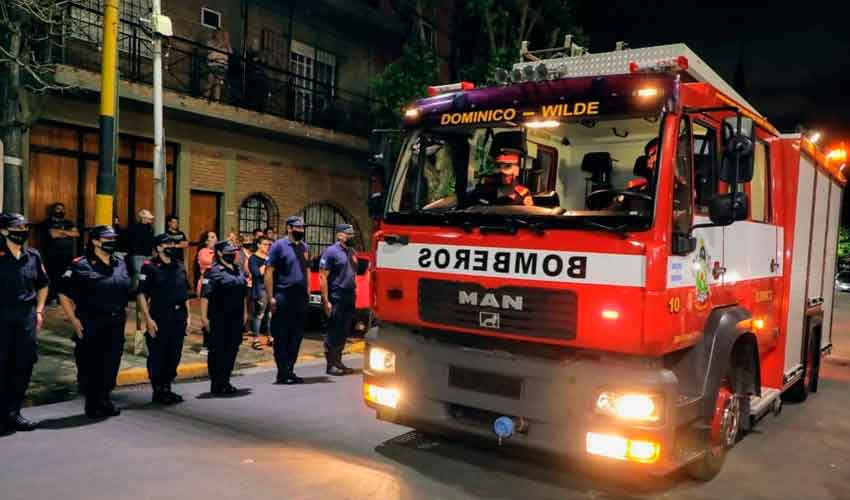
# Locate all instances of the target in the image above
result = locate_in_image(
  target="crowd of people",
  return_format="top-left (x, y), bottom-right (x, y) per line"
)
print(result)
top-left (0, 207), bottom-right (360, 434)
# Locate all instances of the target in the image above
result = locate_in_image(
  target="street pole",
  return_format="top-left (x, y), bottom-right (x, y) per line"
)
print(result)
top-left (152, 0), bottom-right (166, 234)
top-left (96, 0), bottom-right (119, 227)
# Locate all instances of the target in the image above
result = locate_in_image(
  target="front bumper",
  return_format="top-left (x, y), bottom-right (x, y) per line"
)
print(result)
top-left (364, 324), bottom-right (686, 474)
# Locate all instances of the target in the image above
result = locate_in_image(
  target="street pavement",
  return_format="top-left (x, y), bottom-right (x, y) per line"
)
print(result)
top-left (3, 349), bottom-right (850, 499)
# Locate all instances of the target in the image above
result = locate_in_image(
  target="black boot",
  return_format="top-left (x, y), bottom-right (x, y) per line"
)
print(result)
top-left (326, 351), bottom-right (345, 376)
top-left (164, 384), bottom-right (184, 404)
top-left (85, 397), bottom-right (104, 419)
top-left (100, 392), bottom-right (121, 417)
top-left (8, 412), bottom-right (38, 431)
top-left (152, 385), bottom-right (169, 404)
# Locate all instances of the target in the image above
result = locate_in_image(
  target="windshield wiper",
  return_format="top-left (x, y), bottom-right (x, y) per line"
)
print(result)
top-left (478, 217), bottom-right (546, 236)
top-left (573, 218), bottom-right (630, 238)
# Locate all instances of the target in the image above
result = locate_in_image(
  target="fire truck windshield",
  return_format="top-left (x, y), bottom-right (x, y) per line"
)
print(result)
top-left (385, 114), bottom-right (662, 231)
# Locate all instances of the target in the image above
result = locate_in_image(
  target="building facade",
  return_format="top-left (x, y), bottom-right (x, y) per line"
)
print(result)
top-left (21, 0), bottom-right (452, 278)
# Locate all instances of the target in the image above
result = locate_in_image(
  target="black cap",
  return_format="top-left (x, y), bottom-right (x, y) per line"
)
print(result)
top-left (153, 233), bottom-right (174, 247)
top-left (334, 223), bottom-right (354, 235)
top-left (286, 215), bottom-right (305, 228)
top-left (90, 225), bottom-right (118, 240)
top-left (214, 240), bottom-right (238, 253)
top-left (0, 212), bottom-right (29, 229)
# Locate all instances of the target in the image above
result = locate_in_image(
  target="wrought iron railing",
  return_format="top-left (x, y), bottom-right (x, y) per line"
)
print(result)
top-left (61, 2), bottom-right (376, 137)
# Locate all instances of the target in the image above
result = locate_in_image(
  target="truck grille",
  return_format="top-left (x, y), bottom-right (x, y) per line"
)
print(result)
top-left (449, 366), bottom-right (523, 399)
top-left (418, 279), bottom-right (578, 341)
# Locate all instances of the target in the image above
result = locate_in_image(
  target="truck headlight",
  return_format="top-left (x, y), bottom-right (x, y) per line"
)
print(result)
top-left (595, 391), bottom-right (662, 423)
top-left (368, 347), bottom-right (396, 374)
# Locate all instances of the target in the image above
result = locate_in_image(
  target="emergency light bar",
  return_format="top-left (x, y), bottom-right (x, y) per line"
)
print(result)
top-left (427, 81), bottom-right (475, 96)
top-left (511, 43), bottom-right (762, 117)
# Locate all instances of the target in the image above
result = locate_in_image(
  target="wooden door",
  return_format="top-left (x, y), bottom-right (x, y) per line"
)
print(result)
top-left (188, 190), bottom-right (221, 285)
top-left (27, 152), bottom-right (80, 253)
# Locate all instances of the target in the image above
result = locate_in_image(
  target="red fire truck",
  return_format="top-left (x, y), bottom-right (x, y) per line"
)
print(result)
top-left (362, 42), bottom-right (846, 479)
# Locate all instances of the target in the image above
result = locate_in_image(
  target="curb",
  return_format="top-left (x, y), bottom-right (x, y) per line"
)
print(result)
top-left (115, 340), bottom-right (365, 387)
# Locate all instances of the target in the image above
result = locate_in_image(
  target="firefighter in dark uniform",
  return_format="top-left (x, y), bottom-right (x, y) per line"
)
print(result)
top-left (492, 149), bottom-right (534, 206)
top-left (137, 233), bottom-right (190, 404)
top-left (264, 215), bottom-right (309, 385)
top-left (319, 224), bottom-right (357, 376)
top-left (58, 225), bottom-right (132, 418)
top-left (200, 240), bottom-right (247, 395)
top-left (0, 213), bottom-right (49, 434)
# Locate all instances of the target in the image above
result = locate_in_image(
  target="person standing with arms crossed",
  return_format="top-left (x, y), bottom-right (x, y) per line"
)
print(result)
top-left (264, 216), bottom-right (309, 384)
top-left (199, 240), bottom-right (247, 395)
top-left (137, 234), bottom-right (190, 404)
top-left (319, 224), bottom-right (357, 376)
top-left (58, 225), bottom-right (132, 418)
top-left (42, 203), bottom-right (79, 305)
top-left (0, 213), bottom-right (49, 434)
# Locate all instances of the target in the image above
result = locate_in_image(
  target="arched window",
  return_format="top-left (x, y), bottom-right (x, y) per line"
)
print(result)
top-left (299, 202), bottom-right (357, 257)
top-left (239, 193), bottom-right (279, 236)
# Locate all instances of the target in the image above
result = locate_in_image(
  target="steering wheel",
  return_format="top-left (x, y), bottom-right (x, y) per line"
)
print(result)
top-left (586, 189), bottom-right (653, 210)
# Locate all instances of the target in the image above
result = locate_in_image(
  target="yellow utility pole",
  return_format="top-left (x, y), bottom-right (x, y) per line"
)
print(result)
top-left (95, 0), bottom-right (119, 226)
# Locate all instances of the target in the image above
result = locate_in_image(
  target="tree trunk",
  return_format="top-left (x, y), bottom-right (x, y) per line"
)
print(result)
top-left (1, 26), bottom-right (24, 213)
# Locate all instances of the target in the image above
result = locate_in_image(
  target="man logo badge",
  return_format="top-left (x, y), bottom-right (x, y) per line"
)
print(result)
top-left (479, 311), bottom-right (500, 329)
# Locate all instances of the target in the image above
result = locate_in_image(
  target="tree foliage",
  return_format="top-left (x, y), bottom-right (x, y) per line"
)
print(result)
top-left (371, 0), bottom-right (587, 124)
top-left (459, 0), bottom-right (586, 84)
top-left (1, 0), bottom-right (74, 210)
top-left (370, 43), bottom-right (439, 128)
top-left (839, 226), bottom-right (850, 259)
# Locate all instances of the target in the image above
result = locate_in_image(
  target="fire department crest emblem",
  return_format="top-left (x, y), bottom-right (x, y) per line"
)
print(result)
top-left (692, 238), bottom-right (711, 305)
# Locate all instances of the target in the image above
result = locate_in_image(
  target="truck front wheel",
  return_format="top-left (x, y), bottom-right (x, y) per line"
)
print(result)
top-left (686, 381), bottom-right (743, 481)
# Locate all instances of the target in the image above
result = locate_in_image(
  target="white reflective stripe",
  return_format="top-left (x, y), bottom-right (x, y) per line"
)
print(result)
top-left (375, 242), bottom-right (645, 287)
top-left (62, 270), bottom-right (72, 278)
top-left (139, 274), bottom-right (147, 281)
top-left (202, 279), bottom-right (210, 284)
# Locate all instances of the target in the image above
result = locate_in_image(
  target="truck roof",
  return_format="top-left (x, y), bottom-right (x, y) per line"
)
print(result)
top-left (511, 43), bottom-right (761, 118)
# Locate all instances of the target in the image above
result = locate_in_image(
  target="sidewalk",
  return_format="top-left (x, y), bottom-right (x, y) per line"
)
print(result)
top-left (28, 298), bottom-right (364, 406)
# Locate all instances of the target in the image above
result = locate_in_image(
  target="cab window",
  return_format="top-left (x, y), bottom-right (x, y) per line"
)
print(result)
top-left (673, 117), bottom-right (694, 235)
top-left (750, 140), bottom-right (770, 222)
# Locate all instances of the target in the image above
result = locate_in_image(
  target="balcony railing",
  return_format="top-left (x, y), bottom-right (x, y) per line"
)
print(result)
top-left (61, 3), bottom-right (376, 137)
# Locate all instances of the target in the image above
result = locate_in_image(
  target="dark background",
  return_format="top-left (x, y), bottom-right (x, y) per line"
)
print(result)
top-left (577, 1), bottom-right (850, 222)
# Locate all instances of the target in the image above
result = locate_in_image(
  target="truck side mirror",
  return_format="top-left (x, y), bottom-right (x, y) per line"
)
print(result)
top-left (672, 233), bottom-right (697, 255)
top-left (720, 117), bottom-right (755, 183)
top-left (709, 192), bottom-right (748, 224)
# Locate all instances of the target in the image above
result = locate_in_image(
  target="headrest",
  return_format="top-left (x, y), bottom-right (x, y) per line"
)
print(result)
top-left (581, 152), bottom-right (612, 174)
top-left (633, 155), bottom-right (651, 178)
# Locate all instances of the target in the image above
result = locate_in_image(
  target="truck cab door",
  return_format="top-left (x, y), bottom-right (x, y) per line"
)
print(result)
top-left (722, 134), bottom-right (781, 355)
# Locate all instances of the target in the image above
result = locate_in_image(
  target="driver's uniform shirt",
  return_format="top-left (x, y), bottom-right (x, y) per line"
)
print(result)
top-left (496, 183), bottom-right (534, 206)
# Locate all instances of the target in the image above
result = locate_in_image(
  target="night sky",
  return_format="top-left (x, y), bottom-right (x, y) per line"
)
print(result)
top-left (578, 1), bottom-right (850, 223)
top-left (578, 1), bottom-right (850, 140)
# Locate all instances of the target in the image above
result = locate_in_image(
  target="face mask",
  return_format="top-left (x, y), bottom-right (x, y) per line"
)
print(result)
top-left (100, 239), bottom-right (119, 254)
top-left (6, 231), bottom-right (29, 245)
top-left (54, 211), bottom-right (65, 219)
top-left (221, 253), bottom-right (237, 264)
top-left (163, 247), bottom-right (180, 259)
top-left (343, 235), bottom-right (355, 246)
top-left (291, 231), bottom-right (304, 242)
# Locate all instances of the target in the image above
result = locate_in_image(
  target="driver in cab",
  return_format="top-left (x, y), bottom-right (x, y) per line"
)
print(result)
top-left (477, 148), bottom-right (534, 207)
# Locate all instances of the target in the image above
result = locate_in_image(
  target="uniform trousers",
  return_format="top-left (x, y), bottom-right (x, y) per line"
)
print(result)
top-left (73, 312), bottom-right (126, 402)
top-left (0, 306), bottom-right (38, 416)
top-left (145, 305), bottom-right (188, 387)
top-left (324, 290), bottom-right (355, 363)
top-left (271, 287), bottom-right (307, 375)
top-left (207, 313), bottom-right (243, 388)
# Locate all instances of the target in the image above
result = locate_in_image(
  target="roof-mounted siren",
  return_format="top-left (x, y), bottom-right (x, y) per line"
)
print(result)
top-left (426, 81), bottom-right (475, 96)
top-left (629, 55), bottom-right (689, 74)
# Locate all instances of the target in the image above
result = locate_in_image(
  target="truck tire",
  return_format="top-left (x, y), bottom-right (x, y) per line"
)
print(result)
top-left (783, 330), bottom-right (821, 402)
top-left (686, 380), bottom-right (743, 482)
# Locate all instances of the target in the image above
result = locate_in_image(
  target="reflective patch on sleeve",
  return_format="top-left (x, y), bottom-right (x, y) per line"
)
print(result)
top-left (319, 258), bottom-right (327, 267)
top-left (139, 274), bottom-right (146, 281)
top-left (62, 270), bottom-right (72, 278)
top-left (202, 279), bottom-right (210, 284)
